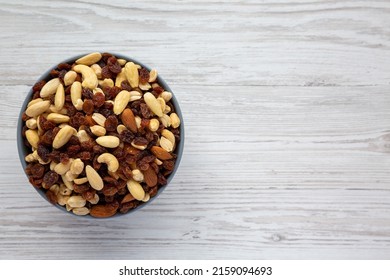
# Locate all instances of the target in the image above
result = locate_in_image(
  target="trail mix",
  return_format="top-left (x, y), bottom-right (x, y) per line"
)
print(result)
top-left (22, 52), bottom-right (181, 217)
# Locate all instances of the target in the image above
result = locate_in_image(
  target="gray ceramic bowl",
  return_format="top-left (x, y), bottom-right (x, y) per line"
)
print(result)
top-left (17, 53), bottom-right (184, 218)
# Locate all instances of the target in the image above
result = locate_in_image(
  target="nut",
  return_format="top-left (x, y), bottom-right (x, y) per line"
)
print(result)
top-left (139, 82), bottom-right (151, 91)
top-left (88, 193), bottom-right (99, 204)
top-left (148, 119), bottom-right (160, 132)
top-left (49, 184), bottom-right (60, 195)
top-left (61, 175), bottom-right (74, 190)
top-left (121, 108), bottom-right (137, 133)
top-left (70, 158), bottom-right (84, 175)
top-left (75, 52), bottom-right (102, 66)
top-left (160, 91), bottom-right (172, 102)
top-left (67, 196), bottom-right (86, 208)
top-left (157, 97), bottom-right (166, 112)
top-left (77, 129), bottom-right (91, 142)
top-left (124, 62), bottom-right (139, 88)
top-left (64, 170), bottom-right (77, 182)
top-left (117, 58), bottom-right (127, 66)
top-left (129, 90), bottom-right (142, 102)
top-left (92, 113), bottom-right (107, 127)
top-left (151, 146), bottom-right (173, 160)
top-left (131, 140), bottom-right (147, 150)
top-left (135, 116), bottom-right (142, 129)
top-left (25, 129), bottom-right (39, 149)
top-left (159, 136), bottom-right (173, 152)
top-left (74, 177), bottom-right (88, 185)
top-left (99, 78), bottom-right (114, 88)
top-left (97, 153), bottom-right (119, 172)
top-left (90, 64), bottom-right (102, 79)
top-left (26, 118), bottom-right (37, 129)
top-left (90, 204), bottom-right (117, 218)
top-left (159, 114), bottom-right (171, 127)
top-left (90, 125), bottom-right (106, 136)
top-left (144, 92), bottom-right (163, 117)
top-left (142, 193), bottom-right (150, 202)
top-left (161, 129), bottom-right (175, 147)
top-left (170, 113), bottom-right (181, 128)
top-left (57, 194), bottom-right (70, 206)
top-left (25, 100), bottom-right (51, 117)
top-left (127, 179), bottom-right (145, 201)
top-left (132, 169), bottom-right (144, 182)
top-left (148, 69), bottom-right (158, 83)
top-left (121, 193), bottom-right (135, 204)
top-left (40, 78), bottom-right (60, 98)
top-left (73, 64), bottom-right (98, 89)
top-left (47, 104), bottom-right (68, 114)
top-left (27, 98), bottom-right (43, 108)
top-left (25, 152), bottom-right (37, 162)
top-left (113, 90), bottom-right (131, 115)
top-left (143, 167), bottom-right (157, 187)
top-left (164, 105), bottom-right (171, 114)
top-left (72, 207), bottom-right (90, 216)
top-left (70, 81), bottom-right (82, 109)
top-left (86, 165), bottom-right (104, 191)
top-left (47, 113), bottom-right (70, 124)
top-left (154, 158), bottom-right (162, 165)
top-left (64, 70), bottom-right (77, 86)
top-left (96, 136), bottom-right (120, 148)
top-left (116, 124), bottom-right (127, 134)
top-left (54, 159), bottom-right (73, 175)
top-left (115, 68), bottom-right (127, 87)
top-left (53, 125), bottom-right (76, 149)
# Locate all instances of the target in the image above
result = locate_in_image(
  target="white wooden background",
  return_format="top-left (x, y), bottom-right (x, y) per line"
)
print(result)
top-left (0, 0), bottom-right (390, 259)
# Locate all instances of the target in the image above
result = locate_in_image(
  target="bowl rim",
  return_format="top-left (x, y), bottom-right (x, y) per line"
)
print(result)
top-left (17, 52), bottom-right (185, 219)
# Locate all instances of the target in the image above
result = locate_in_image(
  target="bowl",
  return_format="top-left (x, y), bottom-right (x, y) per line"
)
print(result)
top-left (17, 52), bottom-right (184, 218)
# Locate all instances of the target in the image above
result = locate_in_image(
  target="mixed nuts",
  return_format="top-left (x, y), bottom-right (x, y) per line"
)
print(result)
top-left (22, 52), bottom-right (181, 217)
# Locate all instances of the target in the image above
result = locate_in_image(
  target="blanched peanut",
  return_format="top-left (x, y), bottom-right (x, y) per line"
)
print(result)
top-left (90, 125), bottom-right (106, 136)
top-left (148, 69), bottom-right (158, 83)
top-left (160, 91), bottom-right (172, 102)
top-left (148, 119), bottom-right (159, 132)
top-left (54, 159), bottom-right (73, 175)
top-left (132, 169), bottom-right (144, 182)
top-left (64, 70), bottom-right (77, 86)
top-left (40, 78), bottom-right (60, 98)
top-left (25, 129), bottom-right (39, 149)
top-left (91, 64), bottom-right (102, 79)
top-left (73, 207), bottom-right (90, 216)
top-left (70, 159), bottom-right (84, 175)
top-left (170, 113), bottom-right (181, 128)
top-left (26, 118), bottom-right (37, 129)
top-left (67, 196), bottom-right (86, 208)
top-left (86, 165), bottom-right (103, 191)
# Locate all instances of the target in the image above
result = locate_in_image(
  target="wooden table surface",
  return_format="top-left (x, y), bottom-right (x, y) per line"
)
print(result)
top-left (1, 0), bottom-right (390, 260)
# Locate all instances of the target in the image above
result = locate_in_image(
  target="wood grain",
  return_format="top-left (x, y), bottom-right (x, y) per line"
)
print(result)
top-left (0, 0), bottom-right (390, 259)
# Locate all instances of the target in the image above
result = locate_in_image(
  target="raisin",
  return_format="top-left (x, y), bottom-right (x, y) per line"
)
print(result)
top-left (149, 187), bottom-right (158, 197)
top-left (104, 195), bottom-right (115, 203)
top-left (101, 52), bottom-right (113, 63)
top-left (82, 189), bottom-right (96, 201)
top-left (65, 94), bottom-right (72, 103)
top-left (103, 176), bottom-right (117, 185)
top-left (93, 92), bottom-right (106, 108)
top-left (93, 144), bottom-right (107, 155)
top-left (46, 190), bottom-right (58, 204)
top-left (37, 144), bottom-right (50, 162)
top-left (139, 68), bottom-right (150, 84)
top-left (22, 125), bottom-right (28, 138)
top-left (39, 116), bottom-right (56, 131)
top-left (60, 153), bottom-right (70, 164)
top-left (121, 81), bottom-right (132, 91)
top-left (22, 113), bottom-right (29, 122)
top-left (65, 104), bottom-right (77, 117)
top-left (104, 115), bottom-right (118, 132)
top-left (143, 155), bottom-right (156, 163)
top-left (59, 70), bottom-right (67, 81)
top-left (117, 180), bottom-right (127, 190)
top-left (67, 145), bottom-right (81, 156)
top-left (85, 115), bottom-right (96, 126)
top-left (120, 130), bottom-right (135, 144)
top-left (50, 69), bottom-right (60, 77)
top-left (153, 86), bottom-right (164, 95)
top-left (70, 112), bottom-right (86, 128)
top-left (92, 155), bottom-right (102, 170)
top-left (80, 140), bottom-right (94, 151)
top-left (107, 56), bottom-right (122, 74)
top-left (32, 91), bottom-right (40, 99)
top-left (102, 185), bottom-right (118, 196)
top-left (141, 118), bottom-right (150, 129)
top-left (150, 162), bottom-right (159, 174)
top-left (78, 151), bottom-right (91, 161)
top-left (134, 137), bottom-right (148, 146)
top-left (112, 146), bottom-right (125, 160)
top-left (82, 88), bottom-right (93, 99)
top-left (41, 130), bottom-right (54, 146)
top-left (29, 177), bottom-right (43, 188)
top-left (125, 155), bottom-right (137, 165)
top-left (163, 160), bottom-right (175, 171)
top-left (106, 86), bottom-right (121, 99)
top-left (43, 171), bottom-right (59, 187)
top-left (30, 163), bottom-right (45, 179)
top-left (101, 65), bottom-right (112, 79)
top-left (138, 162), bottom-right (149, 171)
top-left (57, 63), bottom-right (72, 70)
top-left (99, 108), bottom-right (112, 118)
top-left (68, 135), bottom-right (80, 145)
top-left (48, 150), bottom-right (61, 163)
top-left (73, 183), bottom-right (90, 194)
top-left (140, 103), bottom-right (152, 118)
top-left (120, 201), bottom-right (138, 214)
top-left (82, 99), bottom-right (94, 114)
top-left (117, 187), bottom-right (127, 196)
top-left (103, 100), bottom-right (113, 110)
top-left (32, 80), bottom-right (46, 92)
top-left (158, 173), bottom-right (167, 185)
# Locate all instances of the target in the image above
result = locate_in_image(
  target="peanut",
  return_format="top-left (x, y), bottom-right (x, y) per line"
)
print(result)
top-left (27, 98), bottom-right (43, 108)
top-left (40, 78), bottom-right (60, 98)
top-left (135, 116), bottom-right (142, 129)
top-left (25, 100), bottom-right (51, 117)
top-left (57, 194), bottom-right (70, 206)
top-left (130, 91), bottom-right (142, 102)
top-left (124, 62), bottom-right (139, 88)
top-left (159, 114), bottom-right (171, 127)
top-left (67, 196), bottom-right (86, 208)
top-left (96, 136), bottom-right (120, 148)
top-left (91, 64), bottom-right (102, 79)
top-left (160, 136), bottom-right (173, 152)
top-left (70, 158), bottom-right (84, 175)
top-left (115, 68), bottom-right (127, 87)
top-left (74, 177), bottom-right (88, 185)
top-left (117, 58), bottom-right (127, 66)
top-left (157, 97), bottom-right (166, 112)
top-left (170, 113), bottom-right (181, 128)
top-left (73, 64), bottom-right (98, 89)
top-left (90, 125), bottom-right (106, 136)
top-left (144, 92), bottom-right (163, 117)
top-left (73, 207), bottom-right (90, 216)
top-left (53, 125), bottom-right (76, 149)
top-left (26, 118), bottom-right (37, 129)
top-left (75, 52), bottom-right (102, 66)
top-left (148, 119), bottom-right (160, 132)
top-left (132, 169), bottom-right (144, 182)
top-left (142, 193), bottom-right (150, 202)
top-left (148, 69), bottom-right (158, 83)
top-left (97, 153), bottom-right (119, 172)
top-left (88, 193), bottom-right (100, 204)
top-left (160, 91), bottom-right (172, 102)
top-left (64, 170), bottom-right (77, 182)
top-left (162, 129), bottom-right (175, 147)
top-left (92, 113), bottom-right (106, 127)
top-left (113, 90), bottom-right (131, 115)
top-left (116, 124), bottom-right (127, 134)
top-left (99, 78), bottom-right (114, 88)
top-left (25, 129), bottom-right (39, 149)
top-left (54, 159), bottom-right (74, 175)
top-left (139, 82), bottom-right (151, 91)
top-left (64, 70), bottom-right (77, 86)
top-left (77, 129), bottom-right (91, 143)
top-left (127, 179), bottom-right (145, 201)
top-left (131, 140), bottom-right (147, 150)
top-left (47, 113), bottom-right (70, 124)
top-left (86, 165), bottom-right (104, 191)
top-left (61, 175), bottom-right (74, 190)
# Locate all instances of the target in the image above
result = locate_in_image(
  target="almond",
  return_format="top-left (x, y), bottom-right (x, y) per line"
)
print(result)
top-left (151, 146), bottom-right (173, 160)
top-left (113, 90), bottom-right (131, 115)
top-left (54, 83), bottom-right (65, 111)
top-left (25, 100), bottom-right (51, 117)
top-left (96, 135), bottom-right (120, 148)
top-left (86, 165), bottom-right (104, 191)
top-left (121, 193), bottom-right (135, 204)
top-left (127, 179), bottom-right (145, 201)
top-left (40, 78), bottom-right (60, 98)
top-left (52, 125), bottom-right (76, 149)
top-left (75, 52), bottom-right (102, 66)
top-left (121, 108), bottom-right (137, 133)
top-left (144, 92), bottom-right (163, 117)
top-left (143, 167), bottom-right (158, 187)
top-left (124, 62), bottom-right (139, 88)
top-left (90, 203), bottom-right (118, 218)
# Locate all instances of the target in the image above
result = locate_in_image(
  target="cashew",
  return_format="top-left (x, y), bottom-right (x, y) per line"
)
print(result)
top-left (90, 64), bottom-right (102, 79)
top-left (40, 78), bottom-right (60, 98)
top-left (64, 70), bottom-right (77, 86)
top-left (116, 124), bottom-right (127, 134)
top-left (97, 153), bottom-right (119, 172)
top-left (73, 64), bottom-right (98, 89)
top-left (75, 52), bottom-right (102, 66)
